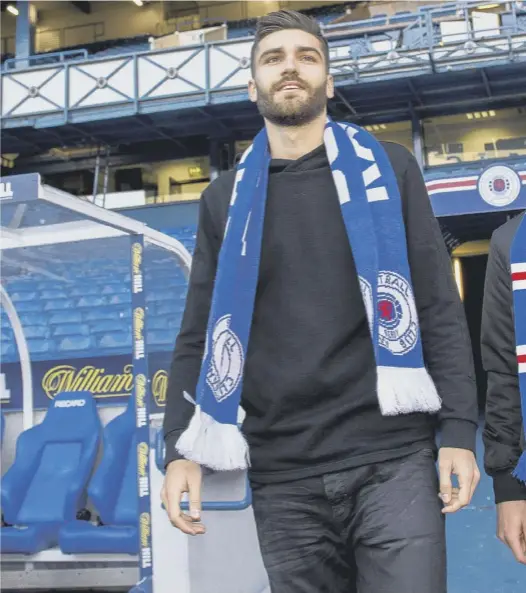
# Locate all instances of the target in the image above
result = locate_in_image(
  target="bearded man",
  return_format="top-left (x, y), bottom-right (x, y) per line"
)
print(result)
top-left (162, 9), bottom-right (480, 593)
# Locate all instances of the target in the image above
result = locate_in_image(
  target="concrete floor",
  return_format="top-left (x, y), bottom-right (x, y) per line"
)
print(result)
top-left (446, 431), bottom-right (525, 593)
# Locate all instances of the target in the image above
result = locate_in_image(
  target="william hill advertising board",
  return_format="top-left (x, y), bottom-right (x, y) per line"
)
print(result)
top-left (0, 352), bottom-right (171, 413)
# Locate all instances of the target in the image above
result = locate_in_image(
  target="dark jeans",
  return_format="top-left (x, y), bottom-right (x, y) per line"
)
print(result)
top-left (250, 448), bottom-right (446, 593)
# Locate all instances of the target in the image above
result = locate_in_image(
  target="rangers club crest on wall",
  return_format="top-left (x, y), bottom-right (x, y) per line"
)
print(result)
top-left (425, 164), bottom-right (526, 217)
top-left (478, 165), bottom-right (522, 208)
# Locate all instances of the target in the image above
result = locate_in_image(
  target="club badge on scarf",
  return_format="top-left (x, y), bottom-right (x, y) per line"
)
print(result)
top-left (176, 120), bottom-right (442, 471)
top-left (511, 214), bottom-right (526, 483)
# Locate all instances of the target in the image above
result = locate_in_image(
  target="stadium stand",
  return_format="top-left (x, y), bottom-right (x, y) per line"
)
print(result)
top-left (0, 391), bottom-right (101, 554)
top-left (0, 226), bottom-right (196, 363)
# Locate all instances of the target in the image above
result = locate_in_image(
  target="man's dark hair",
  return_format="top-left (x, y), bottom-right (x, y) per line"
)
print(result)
top-left (250, 9), bottom-right (330, 75)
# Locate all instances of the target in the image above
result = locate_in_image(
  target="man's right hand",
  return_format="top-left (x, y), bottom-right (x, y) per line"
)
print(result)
top-left (497, 500), bottom-right (526, 564)
top-left (161, 459), bottom-right (205, 536)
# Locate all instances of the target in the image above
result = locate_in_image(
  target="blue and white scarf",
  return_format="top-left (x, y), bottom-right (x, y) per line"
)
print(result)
top-left (511, 214), bottom-right (526, 483)
top-left (176, 120), bottom-right (441, 471)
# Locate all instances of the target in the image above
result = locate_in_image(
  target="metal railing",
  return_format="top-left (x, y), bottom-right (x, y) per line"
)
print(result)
top-left (1, 0), bottom-right (525, 124)
top-left (4, 0), bottom-right (525, 71)
top-left (3, 48), bottom-right (88, 70)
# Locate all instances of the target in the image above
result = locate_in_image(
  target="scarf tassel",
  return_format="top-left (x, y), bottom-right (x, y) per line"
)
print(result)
top-left (176, 405), bottom-right (250, 471)
top-left (377, 366), bottom-right (442, 416)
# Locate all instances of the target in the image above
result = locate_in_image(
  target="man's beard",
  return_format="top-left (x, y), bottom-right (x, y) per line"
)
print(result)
top-left (255, 77), bottom-right (327, 127)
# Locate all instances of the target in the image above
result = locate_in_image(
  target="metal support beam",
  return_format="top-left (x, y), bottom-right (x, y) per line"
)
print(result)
top-left (334, 88), bottom-right (358, 117)
top-left (407, 80), bottom-right (424, 107)
top-left (92, 150), bottom-right (101, 203)
top-left (411, 110), bottom-right (425, 171)
top-left (134, 115), bottom-right (188, 152)
top-left (1, 131), bottom-right (43, 153)
top-left (481, 69), bottom-right (493, 98)
top-left (15, 1), bottom-right (35, 68)
top-left (196, 107), bottom-right (231, 136)
top-left (209, 139), bottom-right (221, 181)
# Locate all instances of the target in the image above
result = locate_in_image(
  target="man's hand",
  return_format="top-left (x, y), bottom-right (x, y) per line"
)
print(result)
top-left (161, 459), bottom-right (205, 536)
top-left (497, 500), bottom-right (526, 564)
top-left (438, 447), bottom-right (480, 514)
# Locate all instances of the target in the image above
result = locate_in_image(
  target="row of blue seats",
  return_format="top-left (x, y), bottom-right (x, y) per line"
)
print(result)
top-left (3, 290), bottom-right (185, 310)
top-left (1, 392), bottom-right (139, 555)
top-left (1, 300), bottom-right (185, 324)
top-left (4, 279), bottom-right (187, 298)
top-left (1, 299), bottom-right (186, 327)
top-left (1, 315), bottom-right (182, 339)
top-left (1, 328), bottom-right (177, 355)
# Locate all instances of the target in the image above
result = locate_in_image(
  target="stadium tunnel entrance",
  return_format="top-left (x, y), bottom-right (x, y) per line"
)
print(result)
top-left (445, 209), bottom-right (523, 413)
top-left (453, 246), bottom-right (488, 412)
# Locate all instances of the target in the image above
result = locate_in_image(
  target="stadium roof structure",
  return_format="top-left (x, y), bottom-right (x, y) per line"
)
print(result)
top-left (0, 173), bottom-right (191, 267)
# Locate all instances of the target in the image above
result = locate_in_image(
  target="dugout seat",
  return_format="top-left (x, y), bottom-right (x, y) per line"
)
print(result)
top-left (59, 397), bottom-right (139, 555)
top-left (0, 391), bottom-right (101, 554)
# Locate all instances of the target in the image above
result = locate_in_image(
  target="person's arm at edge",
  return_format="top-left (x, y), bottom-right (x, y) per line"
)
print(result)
top-left (162, 189), bottom-right (220, 468)
top-left (400, 147), bottom-right (479, 453)
top-left (482, 231), bottom-right (526, 503)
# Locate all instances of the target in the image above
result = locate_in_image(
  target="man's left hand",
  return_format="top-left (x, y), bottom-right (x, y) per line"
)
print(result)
top-left (438, 447), bottom-right (480, 514)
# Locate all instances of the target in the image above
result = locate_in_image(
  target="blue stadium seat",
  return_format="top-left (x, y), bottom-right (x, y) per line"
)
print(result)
top-left (149, 316), bottom-right (176, 330)
top-left (108, 293), bottom-right (131, 305)
top-left (99, 332), bottom-right (131, 349)
top-left (23, 326), bottom-right (50, 339)
top-left (85, 307), bottom-right (132, 322)
top-left (84, 308), bottom-right (117, 322)
top-left (58, 336), bottom-right (96, 353)
top-left (1, 342), bottom-right (15, 357)
top-left (10, 291), bottom-right (38, 303)
top-left (90, 319), bottom-right (125, 334)
top-left (28, 338), bottom-right (55, 355)
top-left (21, 312), bottom-right (49, 326)
top-left (0, 391), bottom-right (101, 554)
top-left (5, 281), bottom-right (36, 292)
top-left (77, 296), bottom-right (107, 308)
top-left (40, 289), bottom-right (69, 300)
top-left (157, 302), bottom-right (185, 316)
top-left (146, 290), bottom-right (177, 303)
top-left (69, 284), bottom-right (100, 297)
top-left (101, 284), bottom-right (130, 295)
top-left (38, 281), bottom-right (62, 291)
top-left (53, 323), bottom-right (90, 337)
top-left (1, 313), bottom-right (10, 329)
top-left (49, 310), bottom-right (82, 324)
top-left (44, 298), bottom-right (75, 311)
top-left (59, 399), bottom-right (138, 555)
top-left (148, 329), bottom-right (175, 347)
top-left (17, 301), bottom-right (44, 313)
top-left (1, 328), bottom-right (13, 341)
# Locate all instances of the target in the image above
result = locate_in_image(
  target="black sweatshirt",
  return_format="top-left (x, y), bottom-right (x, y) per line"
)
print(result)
top-left (482, 212), bottom-right (526, 503)
top-left (163, 142), bottom-right (479, 483)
